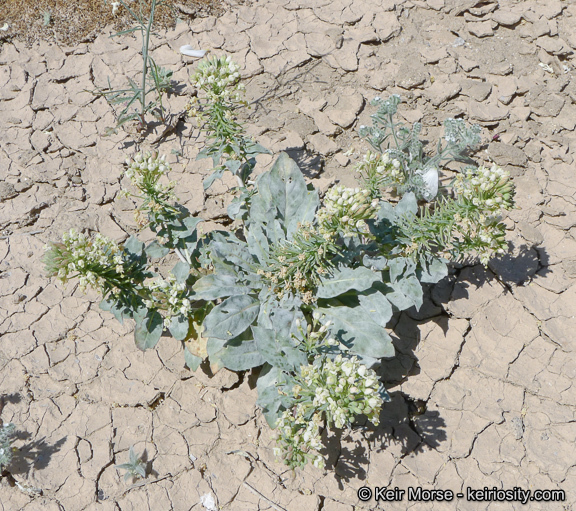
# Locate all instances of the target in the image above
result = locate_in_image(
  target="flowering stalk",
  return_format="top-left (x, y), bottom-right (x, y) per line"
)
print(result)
top-left (257, 222), bottom-right (340, 304)
top-left (274, 355), bottom-right (384, 469)
top-left (189, 55), bottom-right (269, 193)
top-left (122, 151), bottom-right (193, 265)
top-left (43, 229), bottom-right (148, 302)
top-left (43, 229), bottom-right (199, 330)
top-left (189, 55), bottom-right (247, 187)
top-left (317, 186), bottom-right (380, 238)
top-left (189, 55), bottom-right (245, 138)
top-left (123, 152), bottom-right (178, 225)
top-left (394, 164), bottom-right (515, 264)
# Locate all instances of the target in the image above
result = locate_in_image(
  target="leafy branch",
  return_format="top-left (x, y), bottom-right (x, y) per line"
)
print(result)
top-left (358, 95), bottom-right (482, 201)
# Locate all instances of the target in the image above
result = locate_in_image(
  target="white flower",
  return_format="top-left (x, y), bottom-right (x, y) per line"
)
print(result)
top-left (367, 397), bottom-right (380, 409)
top-left (111, 1), bottom-right (120, 15)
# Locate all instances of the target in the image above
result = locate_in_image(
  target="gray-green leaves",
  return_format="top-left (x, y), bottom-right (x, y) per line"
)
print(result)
top-left (203, 295), bottom-right (260, 341)
top-left (116, 446), bottom-right (147, 483)
top-left (250, 152), bottom-right (319, 238)
top-left (220, 339), bottom-right (265, 371)
top-left (358, 95), bottom-right (481, 202)
top-left (134, 308), bottom-right (163, 350)
top-left (168, 314), bottom-right (189, 341)
top-left (358, 291), bottom-right (393, 327)
top-left (252, 326), bottom-right (307, 372)
top-left (193, 274), bottom-right (250, 300)
top-left (317, 266), bottom-right (380, 299)
top-left (320, 305), bottom-right (395, 360)
top-left (0, 423), bottom-right (15, 469)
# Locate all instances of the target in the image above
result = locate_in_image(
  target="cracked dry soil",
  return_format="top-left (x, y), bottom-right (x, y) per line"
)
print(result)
top-left (1, 0), bottom-right (576, 509)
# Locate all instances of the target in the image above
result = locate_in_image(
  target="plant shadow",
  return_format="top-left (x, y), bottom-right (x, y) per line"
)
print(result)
top-left (430, 242), bottom-right (547, 312)
top-left (283, 146), bottom-right (324, 180)
top-left (248, 59), bottom-right (327, 117)
top-left (323, 391), bottom-right (447, 486)
top-left (325, 242), bottom-right (546, 482)
top-left (0, 394), bottom-right (66, 476)
top-left (8, 434), bottom-right (68, 474)
top-left (140, 448), bottom-right (159, 479)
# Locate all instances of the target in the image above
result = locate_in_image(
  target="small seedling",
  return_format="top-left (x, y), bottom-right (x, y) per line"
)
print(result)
top-left (42, 10), bottom-right (51, 26)
top-left (116, 446), bottom-right (147, 482)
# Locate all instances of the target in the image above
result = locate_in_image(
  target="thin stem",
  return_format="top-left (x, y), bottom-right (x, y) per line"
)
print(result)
top-left (175, 248), bottom-right (188, 264)
top-left (140, 0), bottom-right (157, 124)
top-left (389, 113), bottom-right (401, 150)
top-left (117, 0), bottom-right (139, 22)
top-left (424, 144), bottom-right (452, 170)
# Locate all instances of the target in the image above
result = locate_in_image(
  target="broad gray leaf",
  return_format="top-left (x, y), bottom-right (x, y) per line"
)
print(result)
top-left (203, 295), bottom-right (260, 340)
top-left (317, 266), bottom-right (380, 299)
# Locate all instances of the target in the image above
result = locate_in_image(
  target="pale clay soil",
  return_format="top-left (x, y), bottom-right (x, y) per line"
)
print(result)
top-left (1, 0), bottom-right (576, 509)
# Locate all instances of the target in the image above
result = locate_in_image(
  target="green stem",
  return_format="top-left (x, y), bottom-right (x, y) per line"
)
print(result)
top-left (389, 113), bottom-right (401, 150)
top-left (175, 247), bottom-right (189, 265)
top-left (140, 0), bottom-right (157, 125)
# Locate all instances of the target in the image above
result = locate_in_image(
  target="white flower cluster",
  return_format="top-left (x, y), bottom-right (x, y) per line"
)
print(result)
top-left (358, 150), bottom-right (404, 180)
top-left (274, 355), bottom-right (383, 469)
top-left (190, 55), bottom-right (245, 103)
top-left (453, 164), bottom-right (514, 212)
top-left (317, 185), bottom-right (379, 237)
top-left (124, 152), bottom-right (175, 198)
top-left (475, 222), bottom-right (507, 265)
top-left (449, 164), bottom-right (514, 264)
top-left (45, 229), bottom-right (125, 293)
top-left (449, 212), bottom-right (507, 265)
top-left (444, 165), bottom-right (514, 264)
top-left (274, 409), bottom-right (325, 469)
top-left (144, 275), bottom-right (192, 326)
top-left (355, 150), bottom-right (404, 188)
top-left (304, 355), bottom-right (382, 428)
top-left (122, 152), bottom-right (179, 227)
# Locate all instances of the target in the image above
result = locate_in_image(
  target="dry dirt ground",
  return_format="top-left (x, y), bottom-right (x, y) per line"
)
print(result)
top-left (1, 0), bottom-right (576, 509)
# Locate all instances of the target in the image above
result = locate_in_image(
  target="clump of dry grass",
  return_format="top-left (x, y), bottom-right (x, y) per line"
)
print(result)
top-left (0, 0), bottom-right (223, 46)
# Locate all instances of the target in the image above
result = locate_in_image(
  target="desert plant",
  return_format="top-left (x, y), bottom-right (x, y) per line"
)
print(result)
top-left (92, 0), bottom-right (173, 134)
top-left (116, 446), bottom-right (147, 482)
top-left (45, 56), bottom-right (516, 469)
top-left (0, 423), bottom-right (15, 470)
top-left (188, 55), bottom-right (270, 208)
top-left (358, 95), bottom-right (481, 201)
